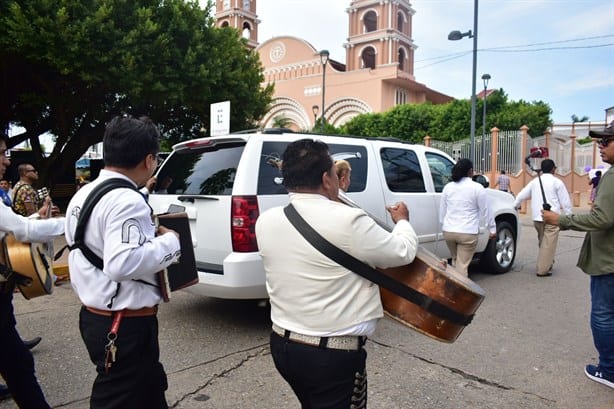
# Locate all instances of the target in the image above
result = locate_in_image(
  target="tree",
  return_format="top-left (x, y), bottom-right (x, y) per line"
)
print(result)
top-left (339, 88), bottom-right (552, 142)
top-left (0, 0), bottom-right (273, 187)
top-left (571, 114), bottom-right (589, 122)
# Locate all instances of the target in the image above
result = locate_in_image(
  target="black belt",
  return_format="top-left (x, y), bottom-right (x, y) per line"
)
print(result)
top-left (272, 324), bottom-right (366, 351)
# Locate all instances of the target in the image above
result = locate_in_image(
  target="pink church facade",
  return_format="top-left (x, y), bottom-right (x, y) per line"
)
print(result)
top-left (215, 0), bottom-right (453, 130)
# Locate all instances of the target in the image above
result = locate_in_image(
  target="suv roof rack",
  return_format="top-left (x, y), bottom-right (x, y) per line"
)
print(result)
top-left (232, 128), bottom-right (295, 135)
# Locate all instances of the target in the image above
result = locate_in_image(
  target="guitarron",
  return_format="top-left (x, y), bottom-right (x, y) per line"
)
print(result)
top-left (1, 234), bottom-right (54, 299)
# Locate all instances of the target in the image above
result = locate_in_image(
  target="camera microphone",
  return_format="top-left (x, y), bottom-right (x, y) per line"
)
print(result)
top-left (530, 148), bottom-right (543, 158)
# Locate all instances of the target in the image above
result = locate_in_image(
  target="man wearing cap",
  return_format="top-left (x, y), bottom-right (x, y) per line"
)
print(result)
top-left (543, 121), bottom-right (614, 389)
top-left (514, 158), bottom-right (572, 276)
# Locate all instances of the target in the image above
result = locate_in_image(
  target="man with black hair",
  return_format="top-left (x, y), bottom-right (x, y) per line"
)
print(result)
top-left (514, 159), bottom-right (572, 277)
top-left (543, 121), bottom-right (614, 389)
top-left (256, 138), bottom-right (419, 408)
top-left (0, 133), bottom-right (63, 409)
top-left (11, 163), bottom-right (41, 216)
top-left (65, 115), bottom-right (181, 408)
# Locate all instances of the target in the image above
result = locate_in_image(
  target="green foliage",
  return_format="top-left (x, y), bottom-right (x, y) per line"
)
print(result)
top-left (571, 114), bottom-right (590, 122)
top-left (0, 0), bottom-right (273, 185)
top-left (339, 88), bottom-right (552, 142)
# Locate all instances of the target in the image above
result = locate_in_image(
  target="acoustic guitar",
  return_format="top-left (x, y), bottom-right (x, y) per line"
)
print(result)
top-left (1, 234), bottom-right (54, 299)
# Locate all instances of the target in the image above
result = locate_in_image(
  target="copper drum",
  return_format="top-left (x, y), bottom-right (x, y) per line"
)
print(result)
top-left (379, 247), bottom-right (485, 343)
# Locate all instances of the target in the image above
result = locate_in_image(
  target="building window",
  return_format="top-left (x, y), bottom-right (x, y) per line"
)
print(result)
top-left (223, 0), bottom-right (230, 10)
top-left (243, 0), bottom-right (250, 10)
top-left (242, 22), bottom-right (251, 39)
top-left (395, 88), bottom-right (408, 105)
top-left (364, 11), bottom-right (377, 32)
top-left (361, 47), bottom-right (376, 69)
top-left (397, 12), bottom-right (404, 33)
top-left (398, 48), bottom-right (406, 71)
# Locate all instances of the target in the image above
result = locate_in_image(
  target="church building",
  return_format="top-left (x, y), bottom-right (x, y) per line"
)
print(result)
top-left (215, 0), bottom-right (452, 130)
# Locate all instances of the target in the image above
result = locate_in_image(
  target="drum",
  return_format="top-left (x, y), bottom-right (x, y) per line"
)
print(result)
top-left (379, 247), bottom-right (485, 343)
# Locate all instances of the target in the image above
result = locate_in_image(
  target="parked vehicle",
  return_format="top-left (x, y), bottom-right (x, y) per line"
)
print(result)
top-left (148, 130), bottom-right (519, 299)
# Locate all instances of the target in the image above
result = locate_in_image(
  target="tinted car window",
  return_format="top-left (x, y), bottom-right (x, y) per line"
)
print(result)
top-left (380, 148), bottom-right (425, 192)
top-left (258, 142), bottom-right (368, 195)
top-left (155, 143), bottom-right (244, 195)
top-left (425, 152), bottom-right (454, 192)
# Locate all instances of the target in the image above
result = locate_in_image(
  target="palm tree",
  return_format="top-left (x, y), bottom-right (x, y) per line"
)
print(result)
top-left (571, 114), bottom-right (589, 123)
top-left (272, 115), bottom-right (292, 129)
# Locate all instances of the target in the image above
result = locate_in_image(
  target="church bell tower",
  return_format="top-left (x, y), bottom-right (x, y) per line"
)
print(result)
top-left (345, 0), bottom-right (416, 78)
top-left (215, 0), bottom-right (259, 49)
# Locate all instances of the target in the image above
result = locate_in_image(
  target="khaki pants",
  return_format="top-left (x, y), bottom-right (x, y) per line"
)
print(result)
top-left (533, 221), bottom-right (560, 275)
top-left (443, 231), bottom-right (478, 277)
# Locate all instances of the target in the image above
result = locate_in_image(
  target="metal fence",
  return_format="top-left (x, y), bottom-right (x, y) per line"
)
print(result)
top-left (429, 130), bottom-right (523, 174)
top-left (429, 128), bottom-right (608, 177)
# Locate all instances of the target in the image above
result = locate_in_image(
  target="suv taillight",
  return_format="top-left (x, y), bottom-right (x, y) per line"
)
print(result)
top-left (231, 196), bottom-right (260, 252)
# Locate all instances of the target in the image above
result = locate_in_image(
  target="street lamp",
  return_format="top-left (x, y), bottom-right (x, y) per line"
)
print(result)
top-left (319, 49), bottom-right (330, 133)
top-left (448, 0), bottom-right (478, 165)
top-left (312, 105), bottom-right (319, 129)
top-left (481, 73), bottom-right (491, 173)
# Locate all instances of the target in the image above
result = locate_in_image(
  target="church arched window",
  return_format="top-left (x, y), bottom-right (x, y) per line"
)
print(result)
top-left (364, 11), bottom-right (377, 32)
top-left (398, 48), bottom-right (406, 71)
top-left (361, 47), bottom-right (376, 69)
top-left (242, 22), bottom-right (251, 39)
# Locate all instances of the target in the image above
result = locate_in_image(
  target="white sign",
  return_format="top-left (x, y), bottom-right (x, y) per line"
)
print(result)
top-left (210, 101), bottom-right (231, 136)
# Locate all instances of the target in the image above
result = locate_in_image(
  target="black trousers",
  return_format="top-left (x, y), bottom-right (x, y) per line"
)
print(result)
top-left (0, 288), bottom-right (50, 409)
top-left (270, 332), bottom-right (368, 409)
top-left (79, 307), bottom-right (168, 409)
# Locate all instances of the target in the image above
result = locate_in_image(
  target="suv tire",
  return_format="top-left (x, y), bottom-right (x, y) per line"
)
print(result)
top-left (480, 220), bottom-right (516, 274)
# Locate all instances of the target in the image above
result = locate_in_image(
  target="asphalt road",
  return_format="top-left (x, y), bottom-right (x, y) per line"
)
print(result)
top-left (3, 211), bottom-right (613, 409)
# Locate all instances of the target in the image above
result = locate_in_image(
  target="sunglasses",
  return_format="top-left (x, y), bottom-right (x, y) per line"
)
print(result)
top-left (598, 137), bottom-right (614, 148)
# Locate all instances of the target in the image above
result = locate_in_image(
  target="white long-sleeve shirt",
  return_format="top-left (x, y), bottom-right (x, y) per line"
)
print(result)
top-left (256, 193), bottom-right (419, 337)
top-left (65, 170), bottom-right (180, 310)
top-left (440, 177), bottom-right (496, 235)
top-left (514, 173), bottom-right (573, 221)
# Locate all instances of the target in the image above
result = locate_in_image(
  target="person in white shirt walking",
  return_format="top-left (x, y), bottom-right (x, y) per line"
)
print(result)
top-left (440, 158), bottom-right (496, 276)
top-left (256, 139), bottom-right (419, 408)
top-left (0, 133), bottom-right (64, 409)
top-left (65, 116), bottom-right (181, 409)
top-left (514, 159), bottom-right (572, 277)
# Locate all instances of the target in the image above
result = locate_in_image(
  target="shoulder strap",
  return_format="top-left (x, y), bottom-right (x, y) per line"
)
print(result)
top-left (283, 203), bottom-right (473, 327)
top-left (70, 178), bottom-right (138, 270)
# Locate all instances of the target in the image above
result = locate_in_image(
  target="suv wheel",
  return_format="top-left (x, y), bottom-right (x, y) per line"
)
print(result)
top-left (480, 221), bottom-right (516, 274)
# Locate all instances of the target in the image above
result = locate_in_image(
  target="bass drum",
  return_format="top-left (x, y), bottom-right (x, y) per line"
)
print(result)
top-left (379, 247), bottom-right (485, 343)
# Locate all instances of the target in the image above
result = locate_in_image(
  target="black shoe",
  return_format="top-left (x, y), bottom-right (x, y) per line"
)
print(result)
top-left (23, 337), bottom-right (42, 350)
top-left (0, 384), bottom-right (11, 400)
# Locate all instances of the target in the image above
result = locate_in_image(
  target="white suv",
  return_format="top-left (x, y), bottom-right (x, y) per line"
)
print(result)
top-left (148, 130), bottom-right (519, 299)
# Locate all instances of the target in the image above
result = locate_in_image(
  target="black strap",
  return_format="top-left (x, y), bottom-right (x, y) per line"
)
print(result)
top-left (283, 204), bottom-right (474, 327)
top-left (69, 178), bottom-right (138, 270)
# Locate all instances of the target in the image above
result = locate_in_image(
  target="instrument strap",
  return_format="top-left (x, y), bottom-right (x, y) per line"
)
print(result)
top-left (284, 204), bottom-right (474, 327)
top-left (68, 178), bottom-right (157, 307)
top-left (70, 178), bottom-right (138, 270)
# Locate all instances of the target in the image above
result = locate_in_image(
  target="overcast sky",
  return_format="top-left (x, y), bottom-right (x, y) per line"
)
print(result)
top-left (228, 0), bottom-right (614, 124)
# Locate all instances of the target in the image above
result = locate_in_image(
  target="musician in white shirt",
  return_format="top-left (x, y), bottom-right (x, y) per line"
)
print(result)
top-left (256, 139), bottom-right (419, 408)
top-left (0, 133), bottom-right (63, 409)
top-left (65, 116), bottom-right (180, 409)
top-left (440, 158), bottom-right (496, 276)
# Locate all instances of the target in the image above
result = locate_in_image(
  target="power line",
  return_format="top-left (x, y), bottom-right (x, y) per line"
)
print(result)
top-left (415, 34), bottom-right (614, 70)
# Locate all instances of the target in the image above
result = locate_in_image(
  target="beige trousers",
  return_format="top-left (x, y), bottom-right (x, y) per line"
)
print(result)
top-left (533, 221), bottom-right (560, 275)
top-left (443, 231), bottom-right (478, 277)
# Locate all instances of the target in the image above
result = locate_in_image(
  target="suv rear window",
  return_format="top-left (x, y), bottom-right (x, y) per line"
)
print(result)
top-left (155, 142), bottom-right (245, 195)
top-left (258, 141), bottom-right (368, 195)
